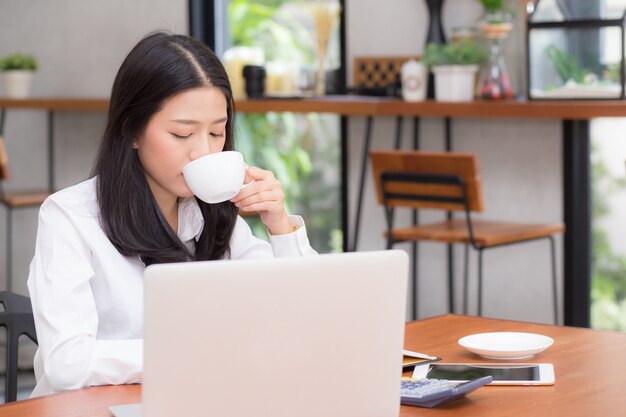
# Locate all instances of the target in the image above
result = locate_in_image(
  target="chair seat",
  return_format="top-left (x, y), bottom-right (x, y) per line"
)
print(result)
top-left (389, 219), bottom-right (565, 248)
top-left (0, 191), bottom-right (50, 208)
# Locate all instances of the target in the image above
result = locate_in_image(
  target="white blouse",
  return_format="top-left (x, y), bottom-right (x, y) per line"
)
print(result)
top-left (27, 177), bottom-right (316, 397)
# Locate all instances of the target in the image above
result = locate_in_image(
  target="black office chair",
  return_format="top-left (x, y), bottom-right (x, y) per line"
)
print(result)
top-left (0, 291), bottom-right (37, 402)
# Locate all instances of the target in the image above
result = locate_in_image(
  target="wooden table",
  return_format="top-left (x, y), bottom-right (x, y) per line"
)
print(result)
top-left (1, 314), bottom-right (623, 416)
top-left (401, 314), bottom-right (625, 416)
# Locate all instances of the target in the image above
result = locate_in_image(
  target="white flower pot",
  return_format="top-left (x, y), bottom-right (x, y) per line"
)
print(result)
top-left (431, 65), bottom-right (478, 102)
top-left (2, 70), bottom-right (34, 99)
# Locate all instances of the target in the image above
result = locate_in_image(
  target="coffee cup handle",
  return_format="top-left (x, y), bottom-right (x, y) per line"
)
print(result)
top-left (241, 164), bottom-right (255, 190)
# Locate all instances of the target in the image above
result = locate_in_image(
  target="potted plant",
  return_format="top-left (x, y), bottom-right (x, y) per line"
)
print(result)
top-left (0, 53), bottom-right (38, 99)
top-left (422, 40), bottom-right (487, 101)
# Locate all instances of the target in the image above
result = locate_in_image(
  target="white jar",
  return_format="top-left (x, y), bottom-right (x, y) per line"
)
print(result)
top-left (223, 47), bottom-right (265, 99)
top-left (401, 59), bottom-right (427, 102)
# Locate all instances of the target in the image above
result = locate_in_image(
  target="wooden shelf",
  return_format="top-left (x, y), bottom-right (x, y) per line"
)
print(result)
top-left (239, 97), bottom-right (626, 120)
top-left (2, 96), bottom-right (626, 119)
top-left (236, 96), bottom-right (379, 115)
top-left (0, 98), bottom-right (109, 111)
top-left (374, 98), bottom-right (626, 120)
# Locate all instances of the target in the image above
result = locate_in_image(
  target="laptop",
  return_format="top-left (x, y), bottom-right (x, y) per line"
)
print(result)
top-left (110, 250), bottom-right (408, 417)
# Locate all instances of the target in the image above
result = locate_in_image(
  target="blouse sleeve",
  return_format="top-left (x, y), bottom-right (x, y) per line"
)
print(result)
top-left (27, 198), bottom-right (142, 393)
top-left (229, 215), bottom-right (318, 259)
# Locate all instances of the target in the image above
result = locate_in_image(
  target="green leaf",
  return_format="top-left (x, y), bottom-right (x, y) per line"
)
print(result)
top-left (0, 53), bottom-right (38, 71)
top-left (422, 41), bottom-right (487, 66)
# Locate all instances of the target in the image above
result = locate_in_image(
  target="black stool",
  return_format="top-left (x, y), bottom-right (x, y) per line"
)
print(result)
top-left (0, 291), bottom-right (37, 402)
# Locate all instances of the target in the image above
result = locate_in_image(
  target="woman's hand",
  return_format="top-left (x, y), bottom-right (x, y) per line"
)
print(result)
top-left (230, 166), bottom-right (295, 235)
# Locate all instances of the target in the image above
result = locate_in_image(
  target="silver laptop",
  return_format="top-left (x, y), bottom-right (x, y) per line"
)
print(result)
top-left (111, 250), bottom-right (408, 417)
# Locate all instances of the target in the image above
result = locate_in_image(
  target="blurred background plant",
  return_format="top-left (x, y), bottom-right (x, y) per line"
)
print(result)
top-left (590, 141), bottom-right (626, 331)
top-left (545, 44), bottom-right (589, 85)
top-left (0, 53), bottom-right (38, 71)
top-left (422, 40), bottom-right (488, 66)
top-left (604, 60), bottom-right (624, 84)
top-left (227, 0), bottom-right (342, 252)
top-left (478, 0), bottom-right (513, 23)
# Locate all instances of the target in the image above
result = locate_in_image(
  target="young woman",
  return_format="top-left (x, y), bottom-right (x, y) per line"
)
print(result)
top-left (27, 32), bottom-right (317, 397)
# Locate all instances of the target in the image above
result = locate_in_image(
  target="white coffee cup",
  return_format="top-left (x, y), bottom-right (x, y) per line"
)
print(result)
top-left (183, 151), bottom-right (248, 204)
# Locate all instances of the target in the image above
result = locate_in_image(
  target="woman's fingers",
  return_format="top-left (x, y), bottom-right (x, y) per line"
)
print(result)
top-left (230, 165), bottom-right (291, 233)
top-left (229, 167), bottom-right (283, 208)
top-left (231, 166), bottom-right (274, 203)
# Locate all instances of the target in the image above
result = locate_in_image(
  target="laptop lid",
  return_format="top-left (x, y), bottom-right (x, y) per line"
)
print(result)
top-left (142, 250), bottom-right (408, 417)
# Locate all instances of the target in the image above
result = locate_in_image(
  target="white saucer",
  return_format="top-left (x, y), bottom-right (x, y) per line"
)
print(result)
top-left (458, 332), bottom-right (554, 360)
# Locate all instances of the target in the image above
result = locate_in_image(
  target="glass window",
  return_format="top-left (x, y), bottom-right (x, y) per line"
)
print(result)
top-left (591, 118), bottom-right (626, 331)
top-left (217, 0), bottom-right (343, 253)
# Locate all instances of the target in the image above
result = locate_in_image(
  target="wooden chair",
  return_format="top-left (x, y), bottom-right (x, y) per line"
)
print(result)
top-left (353, 55), bottom-right (420, 96)
top-left (370, 150), bottom-right (564, 323)
top-left (0, 135), bottom-right (50, 291)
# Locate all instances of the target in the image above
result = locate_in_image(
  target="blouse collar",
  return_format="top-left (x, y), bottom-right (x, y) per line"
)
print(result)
top-left (177, 197), bottom-right (204, 243)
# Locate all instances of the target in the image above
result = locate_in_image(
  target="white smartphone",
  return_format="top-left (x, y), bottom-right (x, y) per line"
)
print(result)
top-left (425, 363), bottom-right (555, 385)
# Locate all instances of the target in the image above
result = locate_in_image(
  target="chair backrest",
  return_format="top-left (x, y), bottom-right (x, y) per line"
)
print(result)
top-left (353, 55), bottom-right (420, 93)
top-left (0, 135), bottom-right (10, 182)
top-left (370, 150), bottom-right (485, 212)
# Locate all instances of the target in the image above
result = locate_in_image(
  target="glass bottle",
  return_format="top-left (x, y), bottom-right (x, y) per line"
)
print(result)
top-left (477, 19), bottom-right (514, 100)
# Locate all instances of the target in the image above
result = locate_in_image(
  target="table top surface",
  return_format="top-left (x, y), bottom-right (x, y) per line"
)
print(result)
top-left (1, 314), bottom-right (623, 417)
top-left (2, 96), bottom-right (626, 119)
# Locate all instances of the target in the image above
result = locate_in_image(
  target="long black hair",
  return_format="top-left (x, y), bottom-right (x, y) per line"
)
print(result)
top-left (93, 32), bottom-right (238, 266)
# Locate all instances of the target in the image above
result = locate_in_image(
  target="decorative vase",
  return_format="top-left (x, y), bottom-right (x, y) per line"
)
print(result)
top-left (476, 21), bottom-right (514, 100)
top-left (424, 0), bottom-right (447, 99)
top-left (312, 2), bottom-right (341, 96)
top-left (2, 70), bottom-right (34, 99)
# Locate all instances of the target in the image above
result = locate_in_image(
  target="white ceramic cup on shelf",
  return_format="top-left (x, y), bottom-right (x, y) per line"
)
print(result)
top-left (182, 151), bottom-right (250, 204)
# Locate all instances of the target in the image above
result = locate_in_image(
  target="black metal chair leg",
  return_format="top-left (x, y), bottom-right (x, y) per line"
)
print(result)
top-left (394, 116), bottom-right (403, 150)
top-left (351, 116), bottom-right (373, 251)
top-left (478, 249), bottom-right (484, 316)
top-left (6, 207), bottom-right (12, 292)
top-left (463, 243), bottom-right (470, 315)
top-left (386, 238), bottom-right (393, 250)
top-left (412, 242), bottom-right (418, 320)
top-left (549, 236), bottom-right (559, 324)
top-left (448, 244), bottom-right (454, 313)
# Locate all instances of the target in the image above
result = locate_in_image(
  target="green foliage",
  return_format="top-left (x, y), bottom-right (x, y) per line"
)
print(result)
top-left (0, 53), bottom-right (38, 71)
top-left (545, 45), bottom-right (588, 84)
top-left (234, 112), bottom-right (341, 252)
top-left (604, 61), bottom-right (624, 84)
top-left (478, 0), bottom-right (514, 23)
top-left (590, 142), bottom-right (626, 331)
top-left (228, 0), bottom-right (342, 253)
top-left (228, 0), bottom-right (315, 65)
top-left (480, 0), bottom-right (503, 13)
top-left (422, 41), bottom-right (488, 66)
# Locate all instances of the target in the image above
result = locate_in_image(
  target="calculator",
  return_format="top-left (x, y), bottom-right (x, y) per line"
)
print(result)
top-left (400, 376), bottom-right (493, 408)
